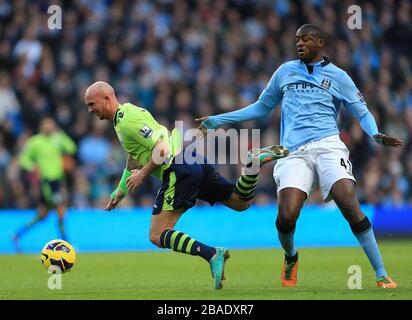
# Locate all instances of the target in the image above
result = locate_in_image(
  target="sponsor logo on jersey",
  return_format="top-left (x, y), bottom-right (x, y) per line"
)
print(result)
top-left (288, 72), bottom-right (297, 77)
top-left (286, 82), bottom-right (318, 90)
top-left (139, 125), bottom-right (153, 138)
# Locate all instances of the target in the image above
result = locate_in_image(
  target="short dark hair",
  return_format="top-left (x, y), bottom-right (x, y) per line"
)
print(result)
top-left (297, 24), bottom-right (326, 40)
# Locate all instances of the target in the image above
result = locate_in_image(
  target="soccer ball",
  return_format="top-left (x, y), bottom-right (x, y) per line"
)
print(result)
top-left (40, 239), bottom-right (76, 273)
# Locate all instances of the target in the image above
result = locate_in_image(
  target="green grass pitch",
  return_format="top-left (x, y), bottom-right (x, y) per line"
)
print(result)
top-left (1, 240), bottom-right (411, 300)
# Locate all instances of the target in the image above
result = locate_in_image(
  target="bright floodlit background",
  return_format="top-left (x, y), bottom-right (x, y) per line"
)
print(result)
top-left (0, 0), bottom-right (411, 253)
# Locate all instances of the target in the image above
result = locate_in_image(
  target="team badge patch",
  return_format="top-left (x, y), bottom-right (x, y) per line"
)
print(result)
top-left (140, 125), bottom-right (153, 138)
top-left (321, 78), bottom-right (332, 90)
top-left (356, 91), bottom-right (365, 102)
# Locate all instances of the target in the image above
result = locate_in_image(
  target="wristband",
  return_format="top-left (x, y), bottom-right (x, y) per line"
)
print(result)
top-left (111, 169), bottom-right (132, 199)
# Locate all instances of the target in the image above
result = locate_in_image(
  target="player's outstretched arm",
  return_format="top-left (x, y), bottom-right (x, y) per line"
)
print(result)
top-left (195, 66), bottom-right (283, 136)
top-left (195, 100), bottom-right (273, 137)
top-left (340, 72), bottom-right (404, 149)
top-left (373, 133), bottom-right (404, 148)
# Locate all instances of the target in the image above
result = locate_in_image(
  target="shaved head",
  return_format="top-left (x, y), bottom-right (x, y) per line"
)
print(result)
top-left (85, 81), bottom-right (115, 99)
top-left (85, 81), bottom-right (119, 121)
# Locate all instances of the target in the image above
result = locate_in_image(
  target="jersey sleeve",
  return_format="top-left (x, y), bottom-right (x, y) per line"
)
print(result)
top-left (258, 65), bottom-right (283, 108)
top-left (202, 66), bottom-right (284, 129)
top-left (202, 100), bottom-right (273, 129)
top-left (122, 109), bottom-right (165, 151)
top-left (340, 72), bottom-right (379, 137)
top-left (55, 131), bottom-right (77, 154)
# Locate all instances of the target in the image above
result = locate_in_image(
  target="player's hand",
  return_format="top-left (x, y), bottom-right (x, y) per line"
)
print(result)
top-left (126, 169), bottom-right (145, 193)
top-left (373, 133), bottom-right (404, 148)
top-left (194, 116), bottom-right (210, 139)
top-left (105, 189), bottom-right (125, 211)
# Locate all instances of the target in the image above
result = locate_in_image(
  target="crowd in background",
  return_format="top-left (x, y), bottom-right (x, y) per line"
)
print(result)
top-left (0, 0), bottom-right (411, 209)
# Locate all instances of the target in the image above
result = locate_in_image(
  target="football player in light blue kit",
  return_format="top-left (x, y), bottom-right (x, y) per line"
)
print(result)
top-left (197, 24), bottom-right (403, 288)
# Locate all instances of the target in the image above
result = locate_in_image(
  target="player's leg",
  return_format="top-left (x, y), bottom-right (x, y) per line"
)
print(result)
top-left (329, 179), bottom-right (396, 288)
top-left (277, 188), bottom-right (306, 257)
top-left (54, 181), bottom-right (67, 241)
top-left (14, 204), bottom-right (49, 237)
top-left (274, 152), bottom-right (316, 287)
top-left (220, 192), bottom-right (253, 211)
top-left (13, 203), bottom-right (49, 252)
top-left (211, 144), bottom-right (289, 211)
top-left (150, 208), bottom-right (229, 289)
top-left (149, 208), bottom-right (217, 262)
top-left (317, 136), bottom-right (396, 288)
top-left (231, 144), bottom-right (290, 204)
top-left (151, 161), bottom-right (229, 289)
top-left (277, 187), bottom-right (306, 287)
top-left (56, 203), bottom-right (67, 241)
top-left (13, 179), bottom-right (53, 249)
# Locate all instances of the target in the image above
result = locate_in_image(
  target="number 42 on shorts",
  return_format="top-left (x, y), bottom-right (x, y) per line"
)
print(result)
top-left (340, 158), bottom-right (353, 176)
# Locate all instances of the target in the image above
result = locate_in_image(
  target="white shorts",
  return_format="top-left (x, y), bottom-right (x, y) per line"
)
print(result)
top-left (273, 135), bottom-right (356, 202)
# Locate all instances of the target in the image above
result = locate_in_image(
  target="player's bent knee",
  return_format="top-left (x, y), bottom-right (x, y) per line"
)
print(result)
top-left (276, 214), bottom-right (297, 233)
top-left (278, 204), bottom-right (299, 222)
top-left (340, 200), bottom-right (358, 214)
top-left (237, 199), bottom-right (253, 211)
top-left (277, 205), bottom-right (299, 231)
top-left (234, 199), bottom-right (252, 212)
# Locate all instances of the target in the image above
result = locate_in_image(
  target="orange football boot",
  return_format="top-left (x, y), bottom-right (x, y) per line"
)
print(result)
top-left (281, 253), bottom-right (299, 287)
top-left (376, 276), bottom-right (397, 288)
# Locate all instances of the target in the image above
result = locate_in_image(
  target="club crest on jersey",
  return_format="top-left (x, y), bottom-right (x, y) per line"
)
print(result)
top-left (321, 78), bottom-right (332, 90)
top-left (118, 111), bottom-right (124, 118)
top-left (140, 125), bottom-right (153, 138)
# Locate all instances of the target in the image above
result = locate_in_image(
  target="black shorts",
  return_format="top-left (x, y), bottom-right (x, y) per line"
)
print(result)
top-left (152, 157), bottom-right (234, 215)
top-left (40, 180), bottom-right (65, 207)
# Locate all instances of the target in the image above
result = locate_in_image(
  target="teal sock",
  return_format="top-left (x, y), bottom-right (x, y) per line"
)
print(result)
top-left (278, 229), bottom-right (297, 258)
top-left (276, 218), bottom-right (297, 258)
top-left (351, 217), bottom-right (387, 278)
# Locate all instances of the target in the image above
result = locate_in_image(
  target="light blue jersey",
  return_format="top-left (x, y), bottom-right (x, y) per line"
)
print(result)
top-left (203, 57), bottom-right (378, 151)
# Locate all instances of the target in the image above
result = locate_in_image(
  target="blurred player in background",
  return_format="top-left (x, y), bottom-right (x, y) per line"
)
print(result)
top-left (197, 24), bottom-right (404, 288)
top-left (12, 117), bottom-right (77, 251)
top-left (84, 81), bottom-right (288, 290)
